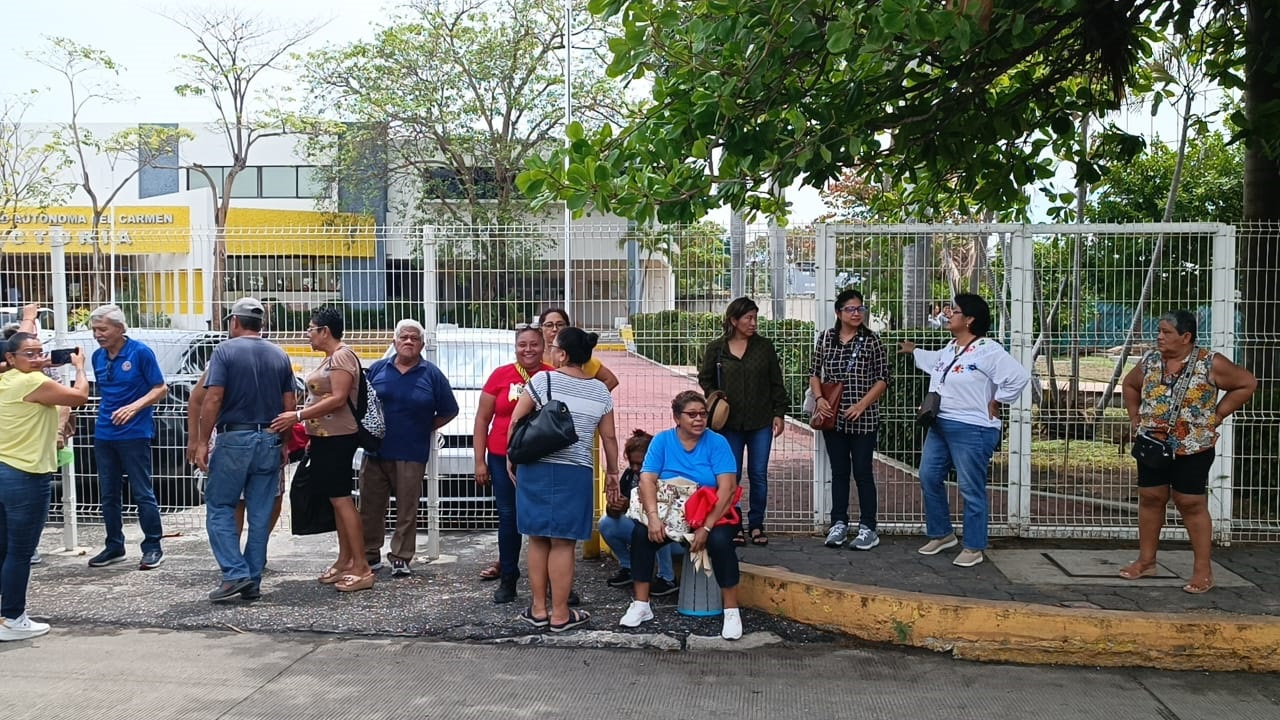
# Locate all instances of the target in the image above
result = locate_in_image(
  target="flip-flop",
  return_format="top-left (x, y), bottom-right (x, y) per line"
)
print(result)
top-left (1183, 578), bottom-right (1214, 594)
top-left (479, 561), bottom-right (502, 581)
top-left (548, 609), bottom-right (591, 633)
top-left (335, 572), bottom-right (375, 592)
top-left (518, 607), bottom-right (549, 629)
top-left (318, 566), bottom-right (343, 584)
top-left (731, 528), bottom-right (746, 546)
top-left (750, 528), bottom-right (769, 546)
top-left (1118, 562), bottom-right (1157, 580)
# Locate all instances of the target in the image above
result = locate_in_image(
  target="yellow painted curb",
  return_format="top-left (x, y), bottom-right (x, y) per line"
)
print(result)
top-left (739, 563), bottom-right (1280, 672)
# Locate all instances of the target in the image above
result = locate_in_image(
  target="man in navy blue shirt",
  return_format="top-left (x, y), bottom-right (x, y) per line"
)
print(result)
top-left (359, 319), bottom-right (458, 576)
top-left (86, 305), bottom-right (168, 571)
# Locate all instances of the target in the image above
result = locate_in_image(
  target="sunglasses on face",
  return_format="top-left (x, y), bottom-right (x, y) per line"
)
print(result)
top-left (681, 410), bottom-right (708, 419)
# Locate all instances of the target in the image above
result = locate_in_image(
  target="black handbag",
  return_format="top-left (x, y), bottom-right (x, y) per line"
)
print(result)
top-left (289, 454), bottom-right (336, 535)
top-left (916, 341), bottom-right (973, 427)
top-left (916, 391), bottom-right (943, 427)
top-left (1131, 431), bottom-right (1175, 469)
top-left (506, 372), bottom-right (579, 465)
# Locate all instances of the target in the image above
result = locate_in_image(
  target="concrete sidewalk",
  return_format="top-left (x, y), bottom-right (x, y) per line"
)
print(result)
top-left (22, 518), bottom-right (1280, 672)
top-left (737, 533), bottom-right (1280, 672)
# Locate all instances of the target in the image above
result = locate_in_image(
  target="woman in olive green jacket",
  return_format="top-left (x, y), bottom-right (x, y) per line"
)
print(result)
top-left (698, 297), bottom-right (788, 545)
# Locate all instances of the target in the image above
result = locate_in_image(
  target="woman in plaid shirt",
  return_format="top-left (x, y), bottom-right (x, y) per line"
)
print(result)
top-left (812, 289), bottom-right (891, 551)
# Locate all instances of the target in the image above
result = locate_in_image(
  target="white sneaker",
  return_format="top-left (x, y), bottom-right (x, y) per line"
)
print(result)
top-left (721, 608), bottom-right (742, 640)
top-left (619, 601), bottom-right (654, 628)
top-left (0, 613), bottom-right (50, 642)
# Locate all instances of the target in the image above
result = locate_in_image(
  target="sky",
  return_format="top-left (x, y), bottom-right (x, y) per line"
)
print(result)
top-left (2, 1), bottom-right (1223, 228)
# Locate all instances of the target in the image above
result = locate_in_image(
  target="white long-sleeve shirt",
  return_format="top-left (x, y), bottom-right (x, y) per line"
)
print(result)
top-left (912, 338), bottom-right (1031, 429)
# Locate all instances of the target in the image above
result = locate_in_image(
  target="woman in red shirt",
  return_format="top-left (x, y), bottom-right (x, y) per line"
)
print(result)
top-left (473, 326), bottom-right (553, 603)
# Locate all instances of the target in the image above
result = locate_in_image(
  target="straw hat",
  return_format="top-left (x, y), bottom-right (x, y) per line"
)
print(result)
top-left (705, 390), bottom-right (730, 431)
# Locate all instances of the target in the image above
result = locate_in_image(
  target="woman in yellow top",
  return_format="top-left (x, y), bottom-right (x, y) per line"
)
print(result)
top-left (539, 307), bottom-right (619, 390)
top-left (0, 332), bottom-right (88, 641)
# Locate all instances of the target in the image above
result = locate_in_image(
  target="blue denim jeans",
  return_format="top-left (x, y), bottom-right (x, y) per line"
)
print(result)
top-left (823, 430), bottom-right (878, 529)
top-left (488, 453), bottom-right (521, 578)
top-left (205, 431), bottom-right (281, 586)
top-left (0, 462), bottom-right (51, 620)
top-left (95, 438), bottom-right (163, 554)
top-left (721, 425), bottom-right (774, 530)
top-left (918, 418), bottom-right (1001, 550)
top-left (598, 513), bottom-right (676, 581)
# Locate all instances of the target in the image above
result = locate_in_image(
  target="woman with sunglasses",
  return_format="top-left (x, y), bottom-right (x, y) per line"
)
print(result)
top-left (899, 294), bottom-right (1030, 568)
top-left (619, 390), bottom-right (743, 639)
top-left (812, 289), bottom-right (892, 551)
top-left (697, 297), bottom-right (788, 546)
top-left (537, 307), bottom-right (619, 390)
top-left (0, 332), bottom-right (88, 641)
top-left (473, 325), bottom-right (554, 602)
top-left (280, 307), bottom-right (374, 593)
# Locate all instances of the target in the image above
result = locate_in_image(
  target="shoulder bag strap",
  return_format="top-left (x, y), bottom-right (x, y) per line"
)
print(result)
top-left (938, 340), bottom-right (974, 386)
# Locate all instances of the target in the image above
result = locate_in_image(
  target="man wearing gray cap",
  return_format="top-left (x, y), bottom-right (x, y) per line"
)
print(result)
top-left (188, 297), bottom-right (295, 602)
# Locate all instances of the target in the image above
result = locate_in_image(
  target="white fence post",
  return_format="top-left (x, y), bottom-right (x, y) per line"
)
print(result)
top-left (812, 223), bottom-right (836, 530)
top-left (1006, 225), bottom-right (1035, 532)
top-left (421, 225), bottom-right (441, 561)
top-left (50, 227), bottom-right (80, 550)
top-left (1209, 223), bottom-right (1237, 543)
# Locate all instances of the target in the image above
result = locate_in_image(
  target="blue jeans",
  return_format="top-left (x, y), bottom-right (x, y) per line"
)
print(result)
top-left (598, 513), bottom-right (676, 581)
top-left (0, 462), bottom-right (51, 620)
top-left (489, 453), bottom-right (521, 578)
top-left (721, 425), bottom-right (774, 530)
top-left (95, 438), bottom-right (163, 554)
top-left (823, 430), bottom-right (878, 529)
top-left (918, 418), bottom-right (1001, 550)
top-left (205, 431), bottom-right (281, 586)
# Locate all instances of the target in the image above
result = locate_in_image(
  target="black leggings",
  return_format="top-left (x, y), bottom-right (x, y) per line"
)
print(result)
top-left (630, 522), bottom-right (739, 589)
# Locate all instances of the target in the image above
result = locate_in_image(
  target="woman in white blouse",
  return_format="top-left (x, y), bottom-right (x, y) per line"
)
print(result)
top-left (899, 294), bottom-right (1030, 569)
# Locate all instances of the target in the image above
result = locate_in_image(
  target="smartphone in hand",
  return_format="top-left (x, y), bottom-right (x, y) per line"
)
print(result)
top-left (49, 347), bottom-right (79, 365)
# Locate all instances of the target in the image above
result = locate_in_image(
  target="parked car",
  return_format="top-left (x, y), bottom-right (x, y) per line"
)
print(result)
top-left (58, 329), bottom-right (303, 510)
top-left (357, 327), bottom-right (515, 529)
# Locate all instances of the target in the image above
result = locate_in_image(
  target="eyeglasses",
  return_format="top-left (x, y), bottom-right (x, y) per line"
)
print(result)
top-left (16, 349), bottom-right (46, 359)
top-left (840, 306), bottom-right (867, 314)
top-left (549, 344), bottom-right (562, 350)
top-left (305, 326), bottom-right (324, 334)
top-left (541, 321), bottom-right (567, 329)
top-left (680, 410), bottom-right (709, 419)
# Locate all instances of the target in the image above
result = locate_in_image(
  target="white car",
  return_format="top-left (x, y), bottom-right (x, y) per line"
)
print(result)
top-left (369, 326), bottom-right (518, 528)
top-left (0, 306), bottom-right (55, 342)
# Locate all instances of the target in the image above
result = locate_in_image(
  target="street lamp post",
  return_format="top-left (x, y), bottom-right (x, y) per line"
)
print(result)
top-left (563, 0), bottom-right (573, 316)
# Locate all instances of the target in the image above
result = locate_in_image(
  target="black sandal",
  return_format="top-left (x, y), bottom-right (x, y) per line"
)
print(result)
top-left (750, 528), bottom-right (769, 546)
top-left (549, 609), bottom-right (591, 633)
top-left (732, 527), bottom-right (747, 546)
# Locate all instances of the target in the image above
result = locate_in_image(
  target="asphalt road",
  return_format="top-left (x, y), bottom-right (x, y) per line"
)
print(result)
top-left (3, 628), bottom-right (1277, 720)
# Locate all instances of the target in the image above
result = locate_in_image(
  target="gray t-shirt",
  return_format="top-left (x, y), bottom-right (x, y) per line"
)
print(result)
top-left (204, 335), bottom-right (295, 425)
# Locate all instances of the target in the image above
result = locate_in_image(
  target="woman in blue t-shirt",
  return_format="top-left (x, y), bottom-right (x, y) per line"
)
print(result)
top-left (619, 390), bottom-right (745, 640)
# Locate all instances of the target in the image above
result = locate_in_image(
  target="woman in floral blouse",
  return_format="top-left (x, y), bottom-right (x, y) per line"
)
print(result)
top-left (1120, 310), bottom-right (1255, 594)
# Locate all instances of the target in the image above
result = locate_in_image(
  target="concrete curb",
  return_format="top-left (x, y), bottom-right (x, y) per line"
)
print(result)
top-left (738, 563), bottom-right (1280, 672)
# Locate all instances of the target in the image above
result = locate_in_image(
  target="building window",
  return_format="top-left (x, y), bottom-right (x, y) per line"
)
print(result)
top-left (187, 166), bottom-right (329, 199)
top-left (260, 166), bottom-right (298, 198)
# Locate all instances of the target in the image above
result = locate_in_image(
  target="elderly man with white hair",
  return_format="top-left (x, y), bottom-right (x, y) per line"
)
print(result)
top-left (86, 304), bottom-right (169, 570)
top-left (358, 318), bottom-right (458, 576)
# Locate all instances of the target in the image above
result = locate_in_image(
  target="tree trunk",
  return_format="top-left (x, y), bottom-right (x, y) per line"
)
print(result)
top-left (1241, 0), bottom-right (1280, 379)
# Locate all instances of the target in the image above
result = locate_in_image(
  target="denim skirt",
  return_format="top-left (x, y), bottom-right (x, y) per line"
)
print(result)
top-left (515, 461), bottom-right (594, 541)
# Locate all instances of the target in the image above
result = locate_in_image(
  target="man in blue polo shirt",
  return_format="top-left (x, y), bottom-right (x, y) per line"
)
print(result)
top-left (359, 319), bottom-right (458, 576)
top-left (86, 304), bottom-right (168, 570)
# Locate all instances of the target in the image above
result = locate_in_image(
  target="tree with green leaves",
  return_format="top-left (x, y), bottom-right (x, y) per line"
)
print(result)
top-left (297, 0), bottom-right (626, 259)
top-left (165, 7), bottom-right (324, 311)
top-left (0, 92), bottom-right (72, 230)
top-left (519, 0), bottom-right (1279, 375)
top-left (31, 37), bottom-right (189, 304)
